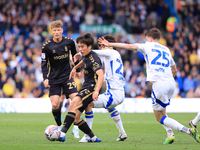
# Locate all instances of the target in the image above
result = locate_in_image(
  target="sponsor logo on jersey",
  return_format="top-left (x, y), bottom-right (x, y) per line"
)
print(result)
top-left (41, 53), bottom-right (45, 59)
top-left (53, 54), bottom-right (68, 60)
top-left (155, 68), bottom-right (165, 73)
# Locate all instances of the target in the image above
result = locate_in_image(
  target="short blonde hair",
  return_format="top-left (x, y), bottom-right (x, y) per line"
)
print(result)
top-left (50, 20), bottom-right (63, 29)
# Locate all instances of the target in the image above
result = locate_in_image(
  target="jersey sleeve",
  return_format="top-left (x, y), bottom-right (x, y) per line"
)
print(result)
top-left (70, 40), bottom-right (81, 72)
top-left (93, 49), bottom-right (112, 57)
top-left (170, 57), bottom-right (176, 66)
top-left (70, 40), bottom-right (77, 57)
top-left (135, 43), bottom-right (146, 54)
top-left (90, 53), bottom-right (103, 73)
top-left (41, 46), bottom-right (48, 80)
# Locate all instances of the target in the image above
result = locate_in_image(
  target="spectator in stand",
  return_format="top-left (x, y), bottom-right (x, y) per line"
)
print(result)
top-left (184, 63), bottom-right (190, 76)
top-left (124, 61), bottom-right (133, 82)
top-left (84, 7), bottom-right (95, 25)
top-left (2, 77), bottom-right (15, 98)
top-left (124, 75), bottom-right (137, 97)
top-left (0, 54), bottom-right (7, 76)
top-left (195, 74), bottom-right (200, 89)
top-left (176, 70), bottom-right (187, 97)
top-left (14, 73), bottom-right (23, 92)
top-left (0, 74), bottom-right (7, 91)
top-left (183, 74), bottom-right (195, 95)
top-left (176, 57), bottom-right (184, 71)
top-left (131, 59), bottom-right (142, 76)
top-left (103, 9), bottom-right (114, 24)
top-left (190, 50), bottom-right (199, 65)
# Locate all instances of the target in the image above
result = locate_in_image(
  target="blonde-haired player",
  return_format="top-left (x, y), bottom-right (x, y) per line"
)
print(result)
top-left (41, 20), bottom-right (80, 138)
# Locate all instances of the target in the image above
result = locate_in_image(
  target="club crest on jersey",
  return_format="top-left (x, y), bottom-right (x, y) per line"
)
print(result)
top-left (65, 46), bottom-right (68, 52)
top-left (93, 62), bottom-right (100, 70)
top-left (41, 53), bottom-right (45, 59)
top-left (52, 50), bottom-right (56, 53)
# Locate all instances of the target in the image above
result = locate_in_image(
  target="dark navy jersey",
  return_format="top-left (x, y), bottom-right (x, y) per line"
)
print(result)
top-left (41, 36), bottom-right (78, 84)
top-left (82, 51), bottom-right (103, 84)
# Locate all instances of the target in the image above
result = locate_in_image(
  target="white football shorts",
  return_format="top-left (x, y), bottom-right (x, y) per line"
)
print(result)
top-left (151, 80), bottom-right (175, 111)
top-left (94, 89), bottom-right (125, 109)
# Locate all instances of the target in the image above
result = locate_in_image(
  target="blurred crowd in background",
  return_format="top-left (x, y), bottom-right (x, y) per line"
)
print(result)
top-left (0, 0), bottom-right (200, 98)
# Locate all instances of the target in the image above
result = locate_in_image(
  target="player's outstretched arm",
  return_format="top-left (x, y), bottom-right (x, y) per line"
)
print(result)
top-left (69, 60), bottom-right (83, 79)
top-left (98, 37), bottom-right (138, 51)
top-left (92, 69), bottom-right (104, 101)
top-left (93, 50), bottom-right (111, 57)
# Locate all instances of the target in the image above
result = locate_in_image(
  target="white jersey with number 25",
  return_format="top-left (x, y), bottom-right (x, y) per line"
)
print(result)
top-left (136, 42), bottom-right (175, 82)
top-left (93, 49), bottom-right (125, 90)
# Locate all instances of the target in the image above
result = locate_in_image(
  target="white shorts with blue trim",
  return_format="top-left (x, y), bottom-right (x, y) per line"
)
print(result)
top-left (151, 80), bottom-right (175, 111)
top-left (93, 89), bottom-right (125, 109)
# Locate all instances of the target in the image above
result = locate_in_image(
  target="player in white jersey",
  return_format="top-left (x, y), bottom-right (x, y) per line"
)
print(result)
top-left (74, 35), bottom-right (127, 142)
top-left (98, 28), bottom-right (200, 144)
top-left (189, 111), bottom-right (200, 131)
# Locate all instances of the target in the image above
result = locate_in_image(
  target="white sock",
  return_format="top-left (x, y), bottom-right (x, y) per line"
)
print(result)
top-left (192, 111), bottom-right (200, 125)
top-left (112, 115), bottom-right (125, 134)
top-left (91, 135), bottom-right (97, 141)
top-left (108, 108), bottom-right (125, 134)
top-left (85, 118), bottom-right (93, 129)
top-left (73, 125), bottom-right (78, 129)
top-left (85, 111), bottom-right (94, 129)
top-left (162, 124), bottom-right (174, 135)
top-left (163, 117), bottom-right (190, 134)
top-left (60, 131), bottom-right (66, 137)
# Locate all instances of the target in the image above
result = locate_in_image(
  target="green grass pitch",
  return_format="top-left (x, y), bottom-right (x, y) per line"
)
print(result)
top-left (0, 113), bottom-right (199, 150)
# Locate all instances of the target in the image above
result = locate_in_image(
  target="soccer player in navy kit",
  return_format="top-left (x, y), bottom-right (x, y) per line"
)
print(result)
top-left (41, 20), bottom-right (80, 138)
top-left (58, 33), bottom-right (104, 142)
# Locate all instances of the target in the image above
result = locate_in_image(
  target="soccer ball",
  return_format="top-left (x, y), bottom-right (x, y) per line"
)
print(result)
top-left (44, 125), bottom-right (60, 141)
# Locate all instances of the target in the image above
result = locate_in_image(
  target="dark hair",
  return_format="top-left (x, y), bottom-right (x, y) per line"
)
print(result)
top-left (145, 28), bottom-right (161, 40)
top-left (76, 33), bottom-right (94, 47)
top-left (102, 35), bottom-right (116, 43)
top-left (98, 35), bottom-right (116, 47)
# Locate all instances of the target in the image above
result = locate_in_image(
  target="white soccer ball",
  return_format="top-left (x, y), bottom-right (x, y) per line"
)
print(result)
top-left (44, 125), bottom-right (60, 141)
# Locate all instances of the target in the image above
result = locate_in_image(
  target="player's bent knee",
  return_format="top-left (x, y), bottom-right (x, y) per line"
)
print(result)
top-left (85, 102), bottom-right (93, 112)
top-left (68, 101), bottom-right (77, 111)
top-left (52, 103), bottom-right (59, 110)
top-left (88, 102), bottom-right (94, 108)
top-left (69, 97), bottom-right (83, 112)
top-left (84, 106), bottom-right (90, 113)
